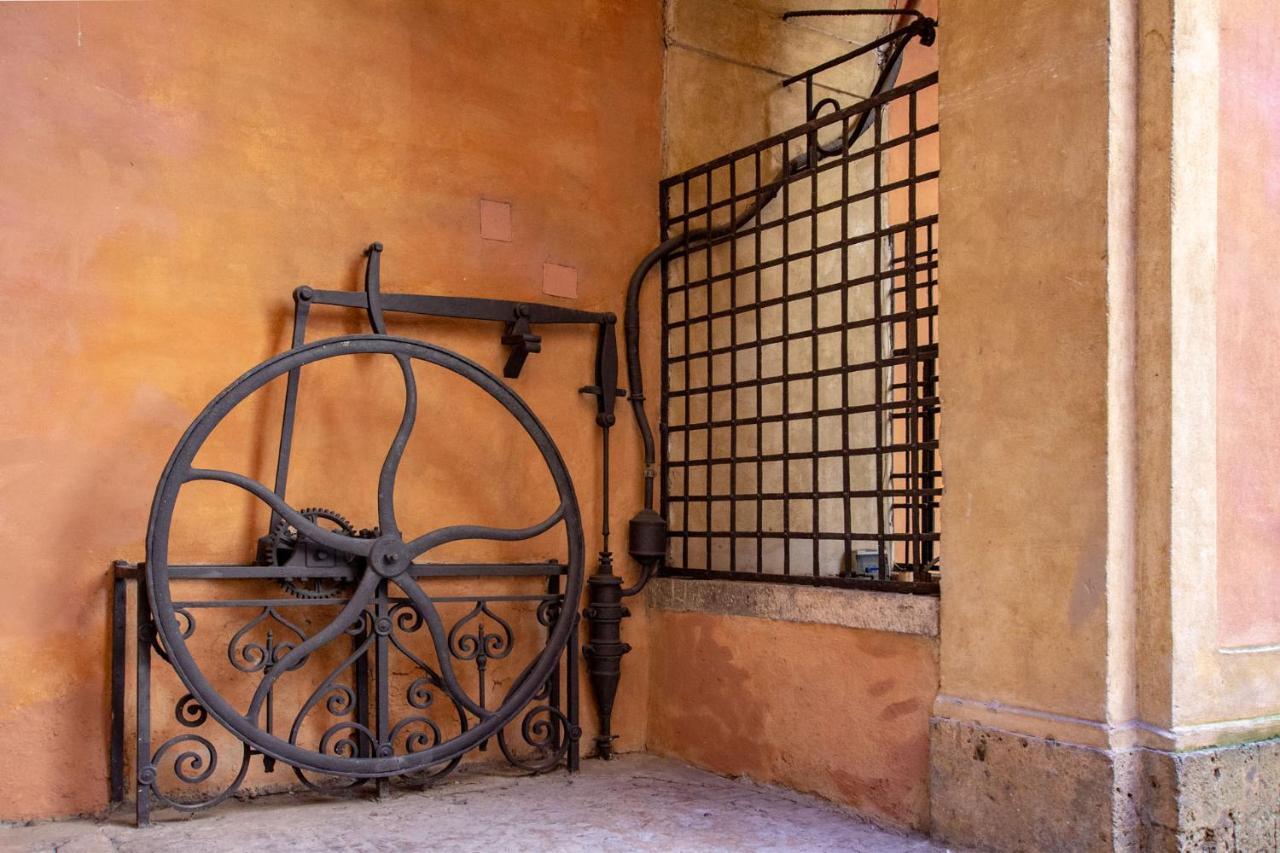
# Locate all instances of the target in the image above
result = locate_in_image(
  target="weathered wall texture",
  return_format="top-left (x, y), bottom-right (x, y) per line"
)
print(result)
top-left (1216, 0), bottom-right (1280, 649)
top-left (1133, 0), bottom-right (1280, 746)
top-left (0, 0), bottom-right (661, 820)
top-left (647, 607), bottom-right (938, 829)
top-left (929, 0), bottom-right (1120, 848)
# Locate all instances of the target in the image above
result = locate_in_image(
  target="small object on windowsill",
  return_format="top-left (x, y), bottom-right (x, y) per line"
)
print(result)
top-left (853, 549), bottom-right (879, 576)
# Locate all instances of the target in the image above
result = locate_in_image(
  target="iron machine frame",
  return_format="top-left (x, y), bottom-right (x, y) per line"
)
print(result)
top-left (109, 244), bottom-right (625, 823)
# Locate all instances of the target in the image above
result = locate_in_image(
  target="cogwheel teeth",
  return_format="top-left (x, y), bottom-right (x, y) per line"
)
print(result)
top-left (266, 506), bottom-right (358, 599)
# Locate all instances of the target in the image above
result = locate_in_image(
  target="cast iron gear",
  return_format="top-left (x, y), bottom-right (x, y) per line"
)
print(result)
top-left (267, 506), bottom-right (357, 599)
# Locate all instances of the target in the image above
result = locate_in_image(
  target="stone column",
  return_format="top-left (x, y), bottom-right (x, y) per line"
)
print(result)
top-left (931, 1), bottom-right (1280, 849)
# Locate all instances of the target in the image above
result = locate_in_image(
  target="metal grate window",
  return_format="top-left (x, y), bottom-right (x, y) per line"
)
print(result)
top-left (659, 72), bottom-right (940, 594)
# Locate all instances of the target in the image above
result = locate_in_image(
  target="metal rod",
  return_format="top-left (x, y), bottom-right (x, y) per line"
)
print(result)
top-left (374, 579), bottom-right (390, 799)
top-left (267, 292), bottom-right (311, 533)
top-left (109, 565), bottom-right (127, 805)
top-left (567, 614), bottom-right (581, 772)
top-left (135, 575), bottom-right (152, 827)
top-left (782, 8), bottom-right (927, 21)
top-left (780, 21), bottom-right (929, 88)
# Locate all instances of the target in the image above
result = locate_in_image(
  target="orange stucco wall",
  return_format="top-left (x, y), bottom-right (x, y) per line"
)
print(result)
top-left (647, 611), bottom-right (937, 830)
top-left (1216, 0), bottom-right (1280, 648)
top-left (0, 0), bottom-right (661, 820)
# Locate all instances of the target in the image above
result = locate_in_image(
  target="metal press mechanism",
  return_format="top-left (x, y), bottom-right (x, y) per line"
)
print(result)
top-left (111, 244), bottom-right (624, 822)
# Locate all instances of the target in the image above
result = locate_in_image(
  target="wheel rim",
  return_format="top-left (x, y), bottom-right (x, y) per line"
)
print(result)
top-left (145, 335), bottom-right (584, 776)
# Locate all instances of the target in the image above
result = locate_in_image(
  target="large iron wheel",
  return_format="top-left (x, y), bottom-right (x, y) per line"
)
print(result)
top-left (145, 335), bottom-right (584, 777)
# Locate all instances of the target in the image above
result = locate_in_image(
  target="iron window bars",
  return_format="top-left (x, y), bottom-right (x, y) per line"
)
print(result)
top-left (659, 71), bottom-right (940, 594)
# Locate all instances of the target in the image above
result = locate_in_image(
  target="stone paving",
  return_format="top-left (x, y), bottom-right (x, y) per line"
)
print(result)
top-left (0, 754), bottom-right (960, 852)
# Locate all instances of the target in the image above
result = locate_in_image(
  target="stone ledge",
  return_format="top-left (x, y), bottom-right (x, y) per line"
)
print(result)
top-left (645, 576), bottom-right (938, 637)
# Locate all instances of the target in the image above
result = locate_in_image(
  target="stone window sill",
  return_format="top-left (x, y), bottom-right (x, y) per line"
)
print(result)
top-left (645, 576), bottom-right (938, 638)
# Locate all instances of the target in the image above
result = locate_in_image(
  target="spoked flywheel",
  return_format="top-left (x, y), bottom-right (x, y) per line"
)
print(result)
top-left (145, 335), bottom-right (584, 778)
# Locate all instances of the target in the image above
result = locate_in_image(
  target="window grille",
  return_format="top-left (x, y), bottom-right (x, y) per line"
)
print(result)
top-left (659, 72), bottom-right (940, 593)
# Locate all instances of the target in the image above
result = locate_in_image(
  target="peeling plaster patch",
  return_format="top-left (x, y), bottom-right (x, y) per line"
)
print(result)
top-left (541, 262), bottom-right (578, 299)
top-left (478, 199), bottom-right (512, 242)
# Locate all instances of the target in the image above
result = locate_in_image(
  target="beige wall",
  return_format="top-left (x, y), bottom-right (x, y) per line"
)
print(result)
top-left (937, 0), bottom-right (1280, 752)
top-left (938, 0), bottom-right (1113, 725)
top-left (0, 0), bottom-right (661, 820)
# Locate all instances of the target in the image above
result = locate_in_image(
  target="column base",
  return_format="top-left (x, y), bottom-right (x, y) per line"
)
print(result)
top-left (930, 716), bottom-right (1280, 851)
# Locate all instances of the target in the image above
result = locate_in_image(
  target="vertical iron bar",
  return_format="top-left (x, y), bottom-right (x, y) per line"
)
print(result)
top-left (872, 104), bottom-right (888, 580)
top-left (109, 565), bottom-right (127, 805)
top-left (135, 574), bottom-right (152, 827)
top-left (906, 90), bottom-right (922, 579)
top-left (781, 137), bottom-right (792, 576)
top-left (354, 623), bottom-right (370, 758)
top-left (921, 220), bottom-right (937, 567)
top-left (375, 579), bottom-right (389, 799)
top-left (659, 181), bottom-right (672, 569)
top-left (809, 134), bottom-right (821, 576)
top-left (755, 150), bottom-right (765, 573)
top-left (547, 572), bottom-right (562, 757)
top-left (682, 180), bottom-right (692, 569)
top-left (839, 116), bottom-right (854, 574)
top-left (567, 612), bottom-right (581, 771)
top-left (728, 160), bottom-right (739, 572)
top-left (703, 168), bottom-right (714, 571)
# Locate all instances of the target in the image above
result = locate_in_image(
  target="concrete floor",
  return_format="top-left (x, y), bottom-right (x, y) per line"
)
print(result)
top-left (0, 755), bottom-right (958, 852)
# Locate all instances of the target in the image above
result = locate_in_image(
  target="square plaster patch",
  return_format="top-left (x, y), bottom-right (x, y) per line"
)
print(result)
top-left (479, 199), bottom-right (512, 242)
top-left (542, 262), bottom-right (578, 299)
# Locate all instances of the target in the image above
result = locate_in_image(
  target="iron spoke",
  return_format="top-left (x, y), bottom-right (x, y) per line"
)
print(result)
top-left (390, 578), bottom-right (492, 720)
top-left (186, 469), bottom-right (375, 559)
top-left (404, 505), bottom-right (565, 560)
top-left (377, 356), bottom-right (417, 537)
top-left (246, 570), bottom-right (379, 723)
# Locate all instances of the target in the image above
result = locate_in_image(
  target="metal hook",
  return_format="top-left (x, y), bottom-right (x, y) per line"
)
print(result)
top-left (364, 242), bottom-right (387, 335)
